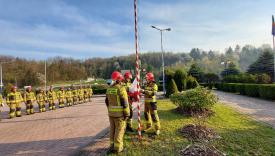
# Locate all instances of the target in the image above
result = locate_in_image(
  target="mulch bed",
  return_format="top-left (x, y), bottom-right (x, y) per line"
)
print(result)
top-left (180, 144), bottom-right (226, 156)
top-left (180, 124), bottom-right (220, 142)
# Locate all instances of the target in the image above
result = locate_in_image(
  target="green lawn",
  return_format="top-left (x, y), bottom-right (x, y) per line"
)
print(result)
top-left (111, 99), bottom-right (275, 156)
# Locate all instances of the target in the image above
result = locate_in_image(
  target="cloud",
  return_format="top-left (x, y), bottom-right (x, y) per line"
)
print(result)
top-left (0, 0), bottom-right (274, 59)
top-left (0, 0), bottom-right (134, 59)
top-left (139, 0), bottom-right (274, 53)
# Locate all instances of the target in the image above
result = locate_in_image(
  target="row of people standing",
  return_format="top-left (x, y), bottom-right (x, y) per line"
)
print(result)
top-left (1, 85), bottom-right (93, 119)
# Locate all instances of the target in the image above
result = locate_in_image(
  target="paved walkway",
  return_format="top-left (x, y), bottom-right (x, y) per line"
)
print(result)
top-left (215, 91), bottom-right (275, 128)
top-left (0, 96), bottom-right (109, 156)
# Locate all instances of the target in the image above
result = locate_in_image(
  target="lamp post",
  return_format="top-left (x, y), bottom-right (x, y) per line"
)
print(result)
top-left (151, 25), bottom-right (171, 95)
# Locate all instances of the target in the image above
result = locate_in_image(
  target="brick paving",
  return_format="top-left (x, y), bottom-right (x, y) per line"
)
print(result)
top-left (216, 90), bottom-right (275, 128)
top-left (0, 96), bottom-right (109, 156)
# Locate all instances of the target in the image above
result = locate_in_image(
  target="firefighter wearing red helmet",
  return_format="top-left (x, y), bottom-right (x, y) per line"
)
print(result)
top-left (6, 86), bottom-right (23, 118)
top-left (123, 71), bottom-right (134, 132)
top-left (142, 72), bottom-right (160, 135)
top-left (106, 71), bottom-right (130, 153)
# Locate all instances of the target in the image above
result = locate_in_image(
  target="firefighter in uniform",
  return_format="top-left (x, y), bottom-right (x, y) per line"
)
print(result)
top-left (78, 86), bottom-right (84, 104)
top-left (24, 86), bottom-right (36, 115)
top-left (88, 85), bottom-right (93, 102)
top-left (106, 71), bottom-right (130, 153)
top-left (57, 87), bottom-right (66, 108)
top-left (36, 89), bottom-right (46, 112)
top-left (123, 71), bottom-right (135, 132)
top-left (83, 86), bottom-right (88, 102)
top-left (48, 86), bottom-right (57, 110)
top-left (66, 88), bottom-right (73, 106)
top-left (0, 93), bottom-right (3, 120)
top-left (72, 86), bottom-right (79, 105)
top-left (142, 72), bottom-right (160, 135)
top-left (7, 86), bottom-right (23, 118)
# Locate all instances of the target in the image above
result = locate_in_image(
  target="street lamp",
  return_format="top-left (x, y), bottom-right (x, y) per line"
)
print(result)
top-left (151, 25), bottom-right (171, 95)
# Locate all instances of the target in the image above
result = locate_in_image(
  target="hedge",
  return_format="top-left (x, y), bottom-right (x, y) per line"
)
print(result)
top-left (215, 83), bottom-right (275, 100)
top-left (92, 84), bottom-right (109, 94)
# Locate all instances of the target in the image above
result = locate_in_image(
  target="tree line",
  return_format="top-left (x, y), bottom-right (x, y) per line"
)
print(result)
top-left (0, 44), bottom-right (273, 88)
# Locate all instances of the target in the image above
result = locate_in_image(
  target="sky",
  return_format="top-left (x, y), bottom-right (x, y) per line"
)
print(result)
top-left (0, 0), bottom-right (274, 60)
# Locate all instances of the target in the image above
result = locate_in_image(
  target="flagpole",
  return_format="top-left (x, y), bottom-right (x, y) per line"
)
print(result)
top-left (273, 35), bottom-right (275, 82)
top-left (134, 0), bottom-right (142, 141)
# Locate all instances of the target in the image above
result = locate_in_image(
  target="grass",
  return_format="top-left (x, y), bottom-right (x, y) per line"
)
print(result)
top-left (110, 99), bottom-right (275, 156)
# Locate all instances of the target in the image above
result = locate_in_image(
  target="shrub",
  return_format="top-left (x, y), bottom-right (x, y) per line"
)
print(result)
top-left (92, 84), bottom-right (109, 94)
top-left (214, 83), bottom-right (222, 90)
top-left (166, 79), bottom-right (179, 97)
top-left (234, 83), bottom-right (246, 95)
top-left (170, 87), bottom-right (218, 114)
top-left (215, 83), bottom-right (275, 100)
top-left (186, 76), bottom-right (199, 89)
top-left (258, 85), bottom-right (275, 100)
top-left (244, 84), bottom-right (259, 97)
top-left (174, 69), bottom-right (187, 91)
top-left (256, 74), bottom-right (272, 84)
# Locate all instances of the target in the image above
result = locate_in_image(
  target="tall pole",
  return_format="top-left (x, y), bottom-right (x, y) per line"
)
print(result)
top-left (273, 36), bottom-right (275, 82)
top-left (134, 0), bottom-right (142, 140)
top-left (151, 26), bottom-right (171, 95)
top-left (160, 31), bottom-right (166, 94)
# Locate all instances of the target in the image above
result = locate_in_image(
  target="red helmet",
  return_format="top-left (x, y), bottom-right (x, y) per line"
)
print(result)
top-left (111, 71), bottom-right (122, 81)
top-left (146, 72), bottom-right (155, 81)
top-left (124, 71), bottom-right (132, 79)
top-left (119, 74), bottom-right (124, 81)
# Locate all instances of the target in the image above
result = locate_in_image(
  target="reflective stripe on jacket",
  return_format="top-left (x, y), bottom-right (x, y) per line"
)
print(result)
top-left (7, 92), bottom-right (23, 104)
top-left (144, 82), bottom-right (158, 102)
top-left (106, 84), bottom-right (130, 117)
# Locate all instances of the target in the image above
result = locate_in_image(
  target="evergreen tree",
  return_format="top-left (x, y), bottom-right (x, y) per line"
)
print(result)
top-left (247, 50), bottom-right (274, 80)
top-left (221, 62), bottom-right (240, 77)
top-left (174, 69), bottom-right (187, 91)
top-left (188, 63), bottom-right (204, 82)
top-left (166, 78), bottom-right (178, 97)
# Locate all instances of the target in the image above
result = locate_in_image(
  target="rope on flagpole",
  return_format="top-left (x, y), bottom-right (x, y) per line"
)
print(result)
top-left (134, 0), bottom-right (142, 141)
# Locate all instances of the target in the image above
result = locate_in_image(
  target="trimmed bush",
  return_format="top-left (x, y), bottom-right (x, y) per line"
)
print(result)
top-left (170, 87), bottom-right (218, 114)
top-left (186, 76), bottom-right (199, 89)
top-left (244, 84), bottom-right (259, 97)
top-left (234, 83), bottom-right (246, 95)
top-left (166, 79), bottom-right (179, 97)
top-left (215, 83), bottom-right (275, 100)
top-left (92, 84), bottom-right (109, 94)
top-left (259, 85), bottom-right (275, 100)
top-left (174, 69), bottom-right (187, 91)
top-left (256, 74), bottom-right (272, 84)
